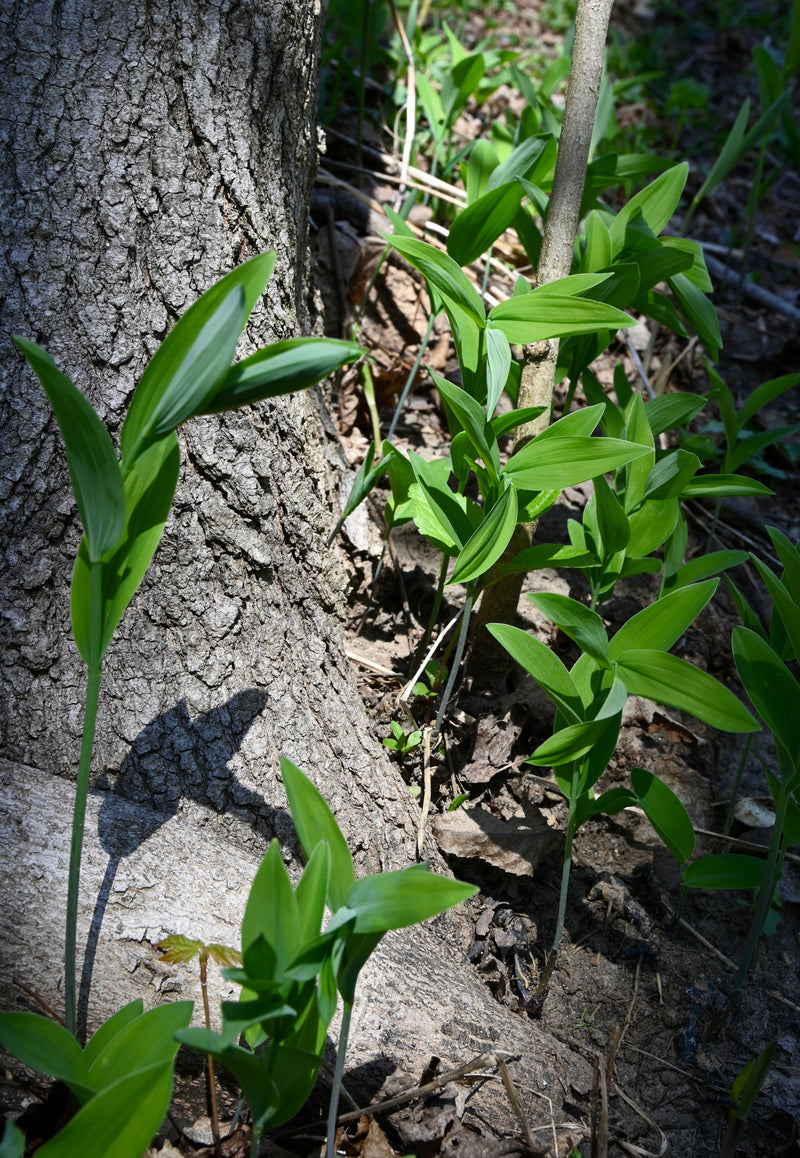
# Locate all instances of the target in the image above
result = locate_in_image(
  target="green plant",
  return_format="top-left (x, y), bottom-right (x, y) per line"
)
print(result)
top-left (383, 718), bottom-right (423, 759)
top-left (0, 1000), bottom-right (193, 1158)
top-left (489, 580), bottom-right (759, 978)
top-left (720, 1042), bottom-right (775, 1158)
top-left (14, 253), bottom-right (361, 1038)
top-left (177, 758), bottom-right (477, 1158)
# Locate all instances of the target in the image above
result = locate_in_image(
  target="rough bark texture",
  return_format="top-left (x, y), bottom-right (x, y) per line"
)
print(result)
top-left (0, 0), bottom-right (589, 1132)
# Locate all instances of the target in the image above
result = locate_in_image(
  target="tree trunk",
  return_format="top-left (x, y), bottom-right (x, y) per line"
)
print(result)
top-left (0, 0), bottom-right (589, 1135)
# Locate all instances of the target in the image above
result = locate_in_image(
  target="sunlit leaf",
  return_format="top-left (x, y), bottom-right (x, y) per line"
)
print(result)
top-left (280, 758), bottom-right (355, 913)
top-left (615, 650), bottom-right (759, 733)
top-left (631, 767), bottom-right (695, 865)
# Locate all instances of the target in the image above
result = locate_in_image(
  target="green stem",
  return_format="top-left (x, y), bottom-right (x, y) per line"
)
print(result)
top-left (326, 1001), bottom-right (353, 1158)
top-left (386, 313), bottom-right (436, 445)
top-left (732, 794), bottom-right (788, 994)
top-left (723, 734), bottom-right (753, 836)
top-left (540, 772), bottom-right (579, 992)
top-left (434, 589), bottom-right (474, 735)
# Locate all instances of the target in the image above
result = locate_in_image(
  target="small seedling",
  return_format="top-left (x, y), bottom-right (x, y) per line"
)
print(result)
top-left (383, 718), bottom-right (423, 760)
top-left (720, 1042), bottom-right (775, 1158)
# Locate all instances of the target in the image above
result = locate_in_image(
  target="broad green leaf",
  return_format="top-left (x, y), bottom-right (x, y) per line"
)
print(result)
top-left (631, 768), bottom-right (695, 865)
top-left (241, 840), bottom-right (300, 974)
top-left (280, 758), bottom-right (355, 913)
top-left (576, 787), bottom-right (637, 827)
top-left (86, 1002), bottom-right (192, 1092)
top-left (35, 1061), bottom-right (175, 1158)
top-left (388, 235), bottom-right (486, 325)
top-left (0, 1013), bottom-right (88, 1093)
top-left (496, 542), bottom-right (595, 576)
top-left (83, 1001), bottom-right (145, 1069)
top-left (668, 272), bottom-right (721, 360)
top-left (615, 650), bottom-right (759, 733)
top-left (665, 550), bottom-right (748, 592)
top-left (408, 451), bottom-right (474, 550)
top-left (447, 181), bottom-right (524, 267)
top-left (528, 714), bottom-right (621, 768)
top-left (609, 580), bottom-right (717, 658)
top-left (691, 100), bottom-right (751, 206)
top-left (432, 371), bottom-right (499, 479)
top-left (217, 996), bottom-right (299, 1046)
top-left (295, 841), bottom-right (331, 946)
top-left (644, 392), bottom-right (708, 437)
top-left (450, 484), bottom-right (518, 585)
top-left (441, 53), bottom-right (485, 125)
top-left (176, 1030), bottom-right (280, 1128)
top-left (122, 255), bottom-right (274, 461)
top-left (593, 474), bottom-right (630, 556)
top-left (643, 449), bottom-right (700, 501)
top-left (485, 326), bottom-right (512, 418)
top-left (658, 238), bottom-right (713, 292)
top-left (340, 443), bottom-right (394, 523)
top-left (767, 526), bottom-right (800, 603)
top-left (727, 424), bottom-right (800, 475)
top-left (466, 139), bottom-right (499, 201)
top-left (536, 402), bottom-right (605, 440)
top-left (683, 853), bottom-right (767, 890)
top-left (488, 287), bottom-right (633, 344)
top-left (487, 134), bottom-right (556, 191)
top-left (15, 338), bottom-right (125, 563)
top-left (345, 866), bottom-right (477, 934)
top-left (626, 498), bottom-right (679, 557)
top-left (680, 475), bottom-right (773, 499)
top-left (610, 163), bottom-right (688, 250)
top-left (491, 405), bottom-right (546, 440)
top-left (622, 393), bottom-right (655, 512)
top-left (725, 576), bottom-right (766, 639)
top-left (580, 211), bottom-right (612, 273)
top-left (738, 372), bottom-right (800, 429)
top-left (203, 338), bottom-right (362, 413)
top-left (732, 627), bottom-right (800, 761)
top-left (487, 623), bottom-right (583, 723)
top-left (527, 592), bottom-right (609, 666)
top-left (71, 433), bottom-right (180, 664)
top-left (630, 245), bottom-right (693, 293)
top-left (503, 435), bottom-right (649, 490)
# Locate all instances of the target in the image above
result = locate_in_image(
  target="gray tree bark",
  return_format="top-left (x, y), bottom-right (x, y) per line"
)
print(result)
top-left (0, 0), bottom-right (588, 1138)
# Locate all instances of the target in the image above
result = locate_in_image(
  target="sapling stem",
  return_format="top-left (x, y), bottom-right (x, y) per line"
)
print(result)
top-left (326, 1001), bottom-right (353, 1158)
top-left (199, 951), bottom-right (223, 1158)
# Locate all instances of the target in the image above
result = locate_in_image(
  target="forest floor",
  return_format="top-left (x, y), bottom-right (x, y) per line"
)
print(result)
top-left (299, 0), bottom-right (800, 1155)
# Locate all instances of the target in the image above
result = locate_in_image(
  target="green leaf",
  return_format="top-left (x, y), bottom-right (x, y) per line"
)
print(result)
top-left (683, 853), bottom-right (767, 890)
top-left (485, 326), bottom-right (512, 419)
top-left (575, 787), bottom-right (637, 827)
top-left (122, 253), bottom-right (275, 461)
top-left (615, 650), bottom-right (760, 733)
top-left (504, 434), bottom-right (649, 491)
top-left (441, 53), bottom-right (485, 125)
top-left (726, 424), bottom-right (800, 475)
top-left (488, 285), bottom-right (633, 344)
top-left (450, 484), bottom-right (518, 585)
top-left (389, 235), bottom-right (486, 325)
top-left (665, 550), bottom-right (747, 592)
top-left (768, 526), bottom-right (800, 603)
top-left (610, 163), bottom-right (688, 250)
top-left (202, 338), bottom-right (362, 413)
top-left (731, 1042), bottom-right (776, 1121)
top-left (488, 134), bottom-right (557, 190)
top-left (496, 542), bottom-right (595, 576)
top-left (593, 474), bottom-right (630, 556)
top-left (609, 580), bottom-right (717, 658)
top-left (487, 624), bottom-right (584, 723)
top-left (447, 181), bottom-right (524, 267)
top-left (668, 272), bottom-right (721, 360)
top-left (71, 433), bottom-right (181, 664)
top-left (83, 1001), bottom-right (145, 1069)
top-left (680, 474), bottom-right (773, 499)
top-left (732, 627), bottom-right (800, 762)
top-left (738, 372), bottom-right (800, 429)
top-left (280, 758), bottom-right (356, 913)
top-left (295, 841), bottom-right (331, 946)
top-left (432, 371), bottom-right (499, 479)
top-left (241, 840), bottom-right (300, 975)
top-left (176, 1030), bottom-right (280, 1128)
top-left (35, 1061), bottom-right (175, 1158)
top-left (345, 866), bottom-right (478, 934)
top-left (0, 1013), bottom-right (89, 1094)
top-left (529, 712), bottom-right (621, 769)
top-left (466, 139), bottom-right (500, 201)
top-left (691, 100), bottom-right (751, 206)
top-left (643, 449), bottom-right (700, 501)
top-left (341, 443), bottom-right (392, 523)
top-left (527, 592), bottom-right (610, 665)
top-left (631, 768), bottom-right (695, 865)
top-left (86, 1001), bottom-right (192, 1092)
top-left (14, 338), bottom-right (125, 563)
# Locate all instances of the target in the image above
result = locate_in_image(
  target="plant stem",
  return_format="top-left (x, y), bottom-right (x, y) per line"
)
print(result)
top-left (434, 589), bottom-right (474, 735)
top-left (540, 771), bottom-right (579, 992)
top-left (732, 795), bottom-right (788, 994)
top-left (199, 953), bottom-right (223, 1158)
top-left (326, 1001), bottom-right (353, 1158)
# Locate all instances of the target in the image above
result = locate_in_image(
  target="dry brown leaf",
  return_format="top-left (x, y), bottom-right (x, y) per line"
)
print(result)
top-left (432, 806), bottom-right (561, 876)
